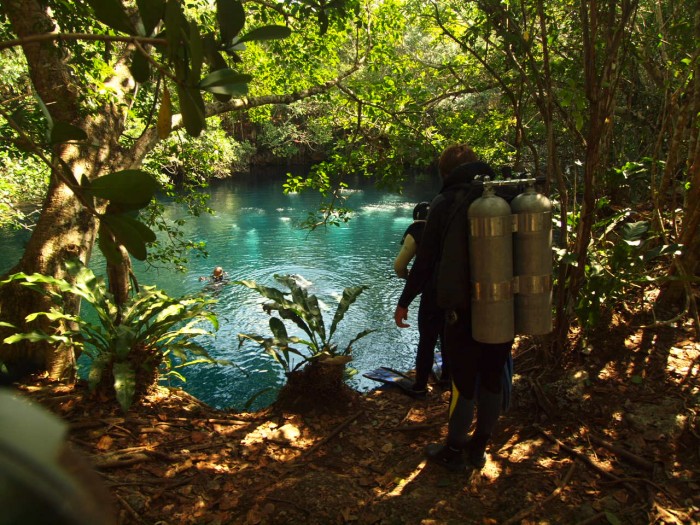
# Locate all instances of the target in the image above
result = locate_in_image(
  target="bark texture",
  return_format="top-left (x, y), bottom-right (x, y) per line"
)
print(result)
top-left (0, 0), bottom-right (134, 379)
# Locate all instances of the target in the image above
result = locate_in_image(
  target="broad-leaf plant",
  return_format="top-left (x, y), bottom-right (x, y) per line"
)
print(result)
top-left (236, 274), bottom-right (374, 375)
top-left (1, 260), bottom-right (219, 411)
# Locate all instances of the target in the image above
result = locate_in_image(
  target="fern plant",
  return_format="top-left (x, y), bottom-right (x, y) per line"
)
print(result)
top-left (1, 260), bottom-right (219, 411)
top-left (236, 274), bottom-right (374, 375)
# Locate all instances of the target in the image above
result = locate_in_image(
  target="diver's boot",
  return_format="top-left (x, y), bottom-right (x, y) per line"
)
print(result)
top-left (466, 434), bottom-right (488, 469)
top-left (424, 443), bottom-right (466, 472)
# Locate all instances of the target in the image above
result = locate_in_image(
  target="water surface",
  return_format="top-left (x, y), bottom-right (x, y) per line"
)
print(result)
top-left (0, 172), bottom-right (442, 410)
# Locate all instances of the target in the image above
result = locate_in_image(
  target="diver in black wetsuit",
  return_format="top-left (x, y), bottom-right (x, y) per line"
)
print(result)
top-left (393, 202), bottom-right (449, 398)
top-left (393, 144), bottom-right (513, 472)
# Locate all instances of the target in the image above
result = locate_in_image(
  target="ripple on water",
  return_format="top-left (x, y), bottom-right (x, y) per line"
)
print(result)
top-left (0, 173), bottom-right (439, 410)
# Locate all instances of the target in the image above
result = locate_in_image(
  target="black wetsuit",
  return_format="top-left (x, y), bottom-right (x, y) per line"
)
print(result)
top-left (398, 162), bottom-right (512, 451)
top-left (397, 221), bottom-right (448, 390)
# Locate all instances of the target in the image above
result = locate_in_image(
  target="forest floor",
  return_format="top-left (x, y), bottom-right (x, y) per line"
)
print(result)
top-left (12, 307), bottom-right (700, 525)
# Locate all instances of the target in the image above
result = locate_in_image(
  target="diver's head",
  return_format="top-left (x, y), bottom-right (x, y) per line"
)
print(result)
top-left (413, 202), bottom-right (430, 221)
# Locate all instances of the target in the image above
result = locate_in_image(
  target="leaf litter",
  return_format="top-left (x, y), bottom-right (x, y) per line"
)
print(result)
top-left (13, 316), bottom-right (700, 525)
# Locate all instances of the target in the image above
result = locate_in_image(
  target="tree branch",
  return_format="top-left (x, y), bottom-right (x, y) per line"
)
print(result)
top-left (0, 32), bottom-right (166, 52)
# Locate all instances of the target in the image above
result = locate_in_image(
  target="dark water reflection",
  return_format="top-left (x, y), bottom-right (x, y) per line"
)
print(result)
top-left (0, 172), bottom-right (442, 410)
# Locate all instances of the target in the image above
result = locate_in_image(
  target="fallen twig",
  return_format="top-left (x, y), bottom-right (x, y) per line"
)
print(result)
top-left (502, 461), bottom-right (577, 525)
top-left (94, 453), bottom-right (151, 470)
top-left (114, 492), bottom-right (146, 524)
top-left (587, 432), bottom-right (655, 471)
top-left (536, 425), bottom-right (620, 481)
top-left (301, 410), bottom-right (364, 458)
top-left (535, 425), bottom-right (643, 500)
top-left (391, 422), bottom-right (443, 432)
top-left (398, 407), bottom-right (414, 427)
top-left (528, 377), bottom-right (556, 418)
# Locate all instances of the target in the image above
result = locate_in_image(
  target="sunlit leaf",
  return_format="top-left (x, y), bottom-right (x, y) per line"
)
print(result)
top-left (329, 285), bottom-right (368, 339)
top-left (113, 362), bottom-right (137, 411)
top-left (199, 69), bottom-right (251, 88)
top-left (622, 221), bottom-right (648, 241)
top-left (157, 85), bottom-right (172, 139)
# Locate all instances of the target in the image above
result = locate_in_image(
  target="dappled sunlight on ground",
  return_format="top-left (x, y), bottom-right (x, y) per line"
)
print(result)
top-left (9, 311), bottom-right (700, 524)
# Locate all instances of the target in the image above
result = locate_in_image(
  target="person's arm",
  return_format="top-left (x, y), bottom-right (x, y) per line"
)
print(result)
top-left (397, 196), bottom-right (446, 310)
top-left (393, 234), bottom-right (417, 279)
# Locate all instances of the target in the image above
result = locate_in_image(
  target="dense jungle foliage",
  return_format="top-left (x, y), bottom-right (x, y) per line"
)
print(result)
top-left (0, 0), bottom-right (697, 403)
top-left (0, 2), bottom-right (698, 524)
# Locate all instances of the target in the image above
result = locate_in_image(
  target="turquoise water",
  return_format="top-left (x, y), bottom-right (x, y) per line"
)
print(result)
top-left (0, 172), bottom-right (442, 410)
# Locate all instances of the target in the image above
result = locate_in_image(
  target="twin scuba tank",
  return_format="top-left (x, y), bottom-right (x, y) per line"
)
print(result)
top-left (467, 176), bottom-right (552, 344)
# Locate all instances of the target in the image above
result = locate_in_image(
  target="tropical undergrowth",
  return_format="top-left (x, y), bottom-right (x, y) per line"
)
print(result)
top-left (1, 261), bottom-right (220, 411)
top-left (236, 274), bottom-right (374, 412)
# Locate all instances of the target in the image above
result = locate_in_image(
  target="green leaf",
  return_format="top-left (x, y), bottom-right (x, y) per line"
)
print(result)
top-left (88, 170), bottom-right (159, 206)
top-left (164, 0), bottom-right (188, 61)
top-left (329, 285), bottom-right (368, 340)
top-left (235, 25), bottom-right (291, 44)
top-left (276, 308), bottom-right (314, 342)
top-left (204, 83), bottom-right (249, 96)
top-left (88, 354), bottom-right (111, 392)
top-left (113, 362), bottom-right (137, 411)
top-left (130, 217), bottom-right (157, 243)
top-left (605, 511), bottom-right (622, 525)
top-left (198, 67), bottom-right (250, 95)
top-left (130, 50), bottom-right (151, 83)
top-left (98, 224), bottom-right (123, 265)
top-left (4, 331), bottom-right (70, 345)
top-left (342, 328), bottom-right (376, 355)
top-left (217, 0), bottom-right (245, 44)
top-left (83, 0), bottom-right (136, 35)
top-left (176, 85), bottom-right (206, 137)
top-left (269, 317), bottom-right (289, 341)
top-left (622, 221), bottom-right (649, 242)
top-left (235, 280), bottom-right (289, 305)
top-left (189, 21), bottom-right (204, 82)
top-left (49, 121), bottom-right (87, 145)
top-left (630, 375), bottom-right (643, 385)
top-left (136, 0), bottom-right (165, 36)
top-left (101, 214), bottom-right (150, 261)
top-left (198, 69), bottom-right (252, 89)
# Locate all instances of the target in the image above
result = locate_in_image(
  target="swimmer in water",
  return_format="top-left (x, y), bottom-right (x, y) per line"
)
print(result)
top-left (199, 267), bottom-right (227, 282)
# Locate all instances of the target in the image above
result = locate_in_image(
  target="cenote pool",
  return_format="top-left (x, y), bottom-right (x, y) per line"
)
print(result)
top-left (0, 171), bottom-right (443, 410)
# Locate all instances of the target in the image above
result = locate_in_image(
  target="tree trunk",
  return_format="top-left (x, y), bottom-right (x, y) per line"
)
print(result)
top-left (0, 0), bottom-right (363, 381)
top-left (0, 0), bottom-right (132, 380)
top-left (657, 9), bottom-right (700, 312)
